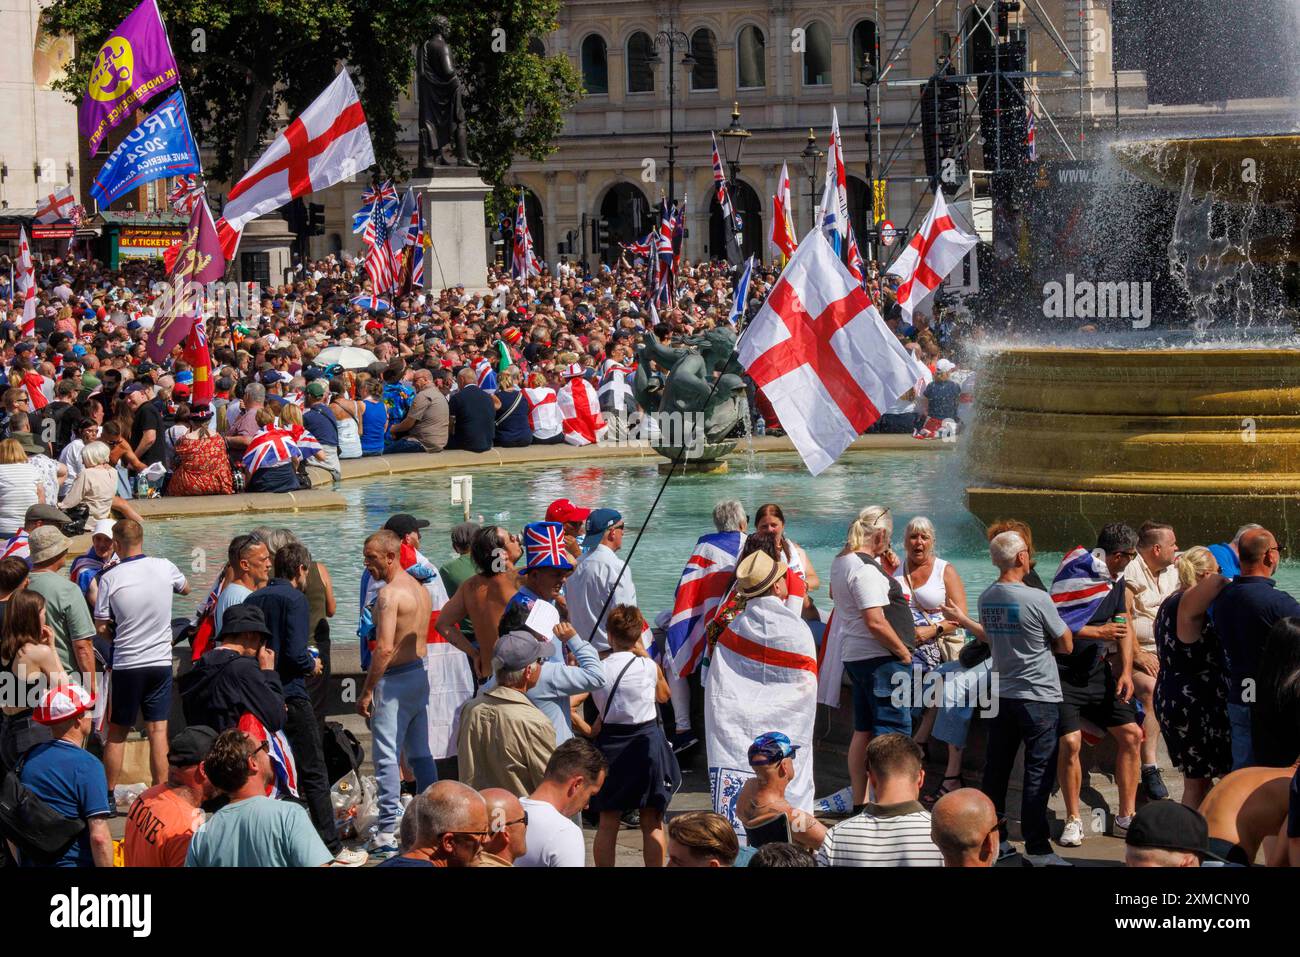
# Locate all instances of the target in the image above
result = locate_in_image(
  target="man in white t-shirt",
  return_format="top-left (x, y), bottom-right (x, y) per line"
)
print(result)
top-left (94, 519), bottom-right (189, 795)
top-left (515, 738), bottom-right (607, 868)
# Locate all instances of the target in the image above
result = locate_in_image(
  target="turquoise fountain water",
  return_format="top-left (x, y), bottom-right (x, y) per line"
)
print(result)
top-left (145, 450), bottom-right (1300, 637)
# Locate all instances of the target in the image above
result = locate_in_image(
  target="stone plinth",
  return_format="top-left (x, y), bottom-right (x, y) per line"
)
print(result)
top-left (406, 169), bottom-right (492, 293)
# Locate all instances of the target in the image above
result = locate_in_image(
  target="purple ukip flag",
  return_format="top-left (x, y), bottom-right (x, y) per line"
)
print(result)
top-left (79, 0), bottom-right (181, 155)
top-left (147, 196), bottom-right (225, 361)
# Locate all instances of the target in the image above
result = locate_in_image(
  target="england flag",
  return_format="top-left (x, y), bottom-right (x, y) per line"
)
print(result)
top-left (887, 188), bottom-right (979, 323)
top-left (216, 70), bottom-right (375, 259)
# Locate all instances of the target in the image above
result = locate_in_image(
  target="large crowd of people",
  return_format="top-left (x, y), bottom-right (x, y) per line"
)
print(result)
top-left (0, 249), bottom-right (968, 515)
top-left (0, 252), bottom-right (1294, 872)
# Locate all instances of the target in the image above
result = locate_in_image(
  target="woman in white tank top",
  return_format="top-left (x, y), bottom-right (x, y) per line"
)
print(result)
top-left (894, 516), bottom-right (972, 804)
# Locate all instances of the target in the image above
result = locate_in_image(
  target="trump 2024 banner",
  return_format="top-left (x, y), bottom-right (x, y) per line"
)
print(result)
top-left (78, 0), bottom-right (181, 155)
top-left (89, 89), bottom-right (199, 207)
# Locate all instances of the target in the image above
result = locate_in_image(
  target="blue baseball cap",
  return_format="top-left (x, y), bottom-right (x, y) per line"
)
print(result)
top-left (582, 508), bottom-right (623, 550)
top-left (748, 732), bottom-right (799, 766)
top-left (174, 370), bottom-right (194, 384)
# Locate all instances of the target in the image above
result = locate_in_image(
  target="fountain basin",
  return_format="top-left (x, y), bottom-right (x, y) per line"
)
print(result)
top-left (1112, 135), bottom-right (1300, 207)
top-left (966, 347), bottom-right (1300, 549)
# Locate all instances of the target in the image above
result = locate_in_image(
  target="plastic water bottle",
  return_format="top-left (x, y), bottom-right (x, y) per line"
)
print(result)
top-left (755, 415), bottom-right (766, 437)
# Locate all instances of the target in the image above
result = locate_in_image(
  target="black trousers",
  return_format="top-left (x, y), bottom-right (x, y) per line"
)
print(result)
top-left (284, 696), bottom-right (340, 854)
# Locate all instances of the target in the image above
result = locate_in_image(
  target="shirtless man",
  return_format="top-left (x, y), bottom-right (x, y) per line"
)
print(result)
top-left (435, 525), bottom-right (524, 679)
top-left (358, 529), bottom-right (436, 860)
top-left (1199, 762), bottom-right (1299, 866)
top-left (734, 732), bottom-right (826, 852)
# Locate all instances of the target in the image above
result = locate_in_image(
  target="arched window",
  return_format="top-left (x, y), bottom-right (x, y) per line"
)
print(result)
top-left (737, 25), bottom-right (766, 89)
top-left (851, 20), bottom-right (877, 83)
top-left (690, 28), bottom-right (718, 91)
top-left (580, 35), bottom-right (608, 94)
top-left (803, 21), bottom-right (832, 86)
top-left (627, 31), bottom-right (655, 93)
top-left (528, 37), bottom-right (546, 58)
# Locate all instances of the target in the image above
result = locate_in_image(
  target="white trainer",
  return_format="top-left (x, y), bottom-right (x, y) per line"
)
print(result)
top-left (1059, 817), bottom-right (1084, 847)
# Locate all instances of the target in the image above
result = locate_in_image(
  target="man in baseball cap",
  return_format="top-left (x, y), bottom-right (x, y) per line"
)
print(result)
top-left (2, 503), bottom-right (72, 566)
top-left (457, 630), bottom-right (557, 795)
top-left (383, 513), bottom-right (430, 540)
top-left (735, 732), bottom-right (826, 853)
top-left (178, 604), bottom-right (284, 732)
top-left (14, 684), bottom-right (113, 866)
top-left (122, 725), bottom-right (220, 867)
top-left (565, 508), bottom-right (633, 651)
top-left (1124, 800), bottom-right (1225, 867)
top-left (545, 498), bottom-right (590, 561)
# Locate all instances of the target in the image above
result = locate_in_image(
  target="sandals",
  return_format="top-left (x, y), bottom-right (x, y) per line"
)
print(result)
top-left (922, 775), bottom-right (964, 808)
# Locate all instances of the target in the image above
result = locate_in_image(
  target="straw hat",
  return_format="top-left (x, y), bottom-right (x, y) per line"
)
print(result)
top-left (735, 551), bottom-right (788, 599)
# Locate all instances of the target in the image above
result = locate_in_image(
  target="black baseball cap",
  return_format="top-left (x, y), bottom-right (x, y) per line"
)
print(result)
top-left (1124, 800), bottom-right (1224, 861)
top-left (384, 513), bottom-right (430, 538)
top-left (217, 603), bottom-right (273, 641)
top-left (168, 725), bottom-right (218, 766)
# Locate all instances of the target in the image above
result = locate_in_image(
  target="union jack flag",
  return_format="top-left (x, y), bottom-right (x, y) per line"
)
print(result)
top-left (169, 175), bottom-right (204, 216)
top-left (622, 232), bottom-right (653, 259)
top-left (242, 427), bottom-right (302, 475)
top-left (353, 179), bottom-right (399, 236)
top-left (667, 530), bottom-right (744, 676)
top-left (364, 199), bottom-right (398, 294)
top-left (711, 134), bottom-right (737, 228)
top-left (654, 201), bottom-right (677, 308)
top-left (474, 358), bottom-right (497, 394)
top-left (1050, 546), bottom-right (1119, 632)
top-left (525, 522), bottom-right (567, 569)
top-left (291, 426), bottom-right (323, 457)
top-left (1, 530), bottom-right (29, 563)
top-left (351, 292), bottom-right (391, 312)
top-left (1027, 107), bottom-right (1037, 161)
top-left (237, 713), bottom-right (298, 798)
top-left (405, 196), bottom-right (426, 289)
top-left (512, 191), bottom-right (541, 278)
top-left (845, 221), bottom-right (867, 287)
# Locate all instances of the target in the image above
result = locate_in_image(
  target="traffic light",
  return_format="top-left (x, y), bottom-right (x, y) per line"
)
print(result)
top-left (307, 203), bottom-right (326, 237)
top-left (280, 198), bottom-right (306, 234)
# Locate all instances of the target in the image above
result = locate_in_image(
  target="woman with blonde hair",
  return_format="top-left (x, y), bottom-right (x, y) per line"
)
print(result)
top-left (0, 437), bottom-right (40, 536)
top-left (1153, 545), bottom-right (1231, 807)
top-left (828, 505), bottom-right (917, 806)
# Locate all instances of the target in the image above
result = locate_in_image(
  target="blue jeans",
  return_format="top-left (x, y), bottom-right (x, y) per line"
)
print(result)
top-left (981, 697), bottom-right (1060, 856)
top-left (384, 438), bottom-right (426, 454)
top-left (1227, 701), bottom-right (1254, 771)
top-left (371, 660), bottom-right (438, 834)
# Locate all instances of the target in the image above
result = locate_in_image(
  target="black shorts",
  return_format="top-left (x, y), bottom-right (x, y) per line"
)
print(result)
top-left (1057, 660), bottom-right (1138, 735)
top-left (109, 665), bottom-right (173, 726)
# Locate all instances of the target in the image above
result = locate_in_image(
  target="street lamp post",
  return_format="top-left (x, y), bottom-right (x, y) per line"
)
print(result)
top-left (717, 102), bottom-right (751, 261)
top-left (800, 129), bottom-right (824, 235)
top-left (647, 22), bottom-right (693, 208)
top-left (858, 51), bottom-right (878, 262)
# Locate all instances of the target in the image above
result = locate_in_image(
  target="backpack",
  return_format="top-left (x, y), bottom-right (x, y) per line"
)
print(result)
top-left (322, 721), bottom-right (365, 787)
top-left (0, 754), bottom-right (87, 866)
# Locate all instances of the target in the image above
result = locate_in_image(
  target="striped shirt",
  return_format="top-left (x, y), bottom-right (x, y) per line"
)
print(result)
top-left (815, 800), bottom-right (944, 867)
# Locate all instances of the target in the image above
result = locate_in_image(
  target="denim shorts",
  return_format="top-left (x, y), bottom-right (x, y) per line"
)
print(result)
top-left (843, 656), bottom-right (913, 735)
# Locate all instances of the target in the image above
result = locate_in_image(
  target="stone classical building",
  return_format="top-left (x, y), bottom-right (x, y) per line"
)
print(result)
top-left (506, 0), bottom-right (1296, 267)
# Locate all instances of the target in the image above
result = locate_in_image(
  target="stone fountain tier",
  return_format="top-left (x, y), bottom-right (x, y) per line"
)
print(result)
top-left (1111, 135), bottom-right (1300, 207)
top-left (965, 347), bottom-right (1300, 551)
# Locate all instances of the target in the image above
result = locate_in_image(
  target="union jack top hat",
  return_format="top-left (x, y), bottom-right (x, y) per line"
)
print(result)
top-left (523, 522), bottom-right (574, 571)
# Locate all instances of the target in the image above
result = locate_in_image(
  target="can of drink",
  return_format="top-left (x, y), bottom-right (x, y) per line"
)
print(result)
top-left (1111, 614), bottom-right (1127, 626)
top-left (308, 646), bottom-right (320, 663)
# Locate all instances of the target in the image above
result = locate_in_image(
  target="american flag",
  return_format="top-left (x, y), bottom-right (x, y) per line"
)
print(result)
top-left (169, 175), bottom-right (205, 216)
top-left (1027, 107), bottom-right (1037, 161)
top-left (524, 522), bottom-right (567, 569)
top-left (364, 199), bottom-right (398, 294)
top-left (667, 530), bottom-right (744, 676)
top-left (354, 179), bottom-right (399, 237)
top-left (242, 428), bottom-right (302, 475)
top-left (512, 191), bottom-right (541, 278)
top-left (1049, 546), bottom-right (1118, 631)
